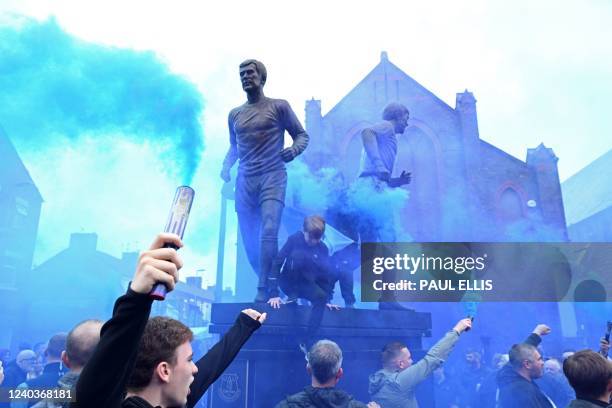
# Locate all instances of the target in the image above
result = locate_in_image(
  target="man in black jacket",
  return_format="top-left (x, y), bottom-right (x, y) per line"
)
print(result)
top-left (73, 233), bottom-right (266, 408)
top-left (275, 340), bottom-right (378, 408)
top-left (497, 324), bottom-right (554, 408)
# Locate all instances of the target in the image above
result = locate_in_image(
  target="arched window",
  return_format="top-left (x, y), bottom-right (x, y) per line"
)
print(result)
top-left (498, 187), bottom-right (524, 221)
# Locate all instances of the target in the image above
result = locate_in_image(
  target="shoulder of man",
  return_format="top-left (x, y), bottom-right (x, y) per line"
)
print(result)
top-left (372, 120), bottom-right (395, 134)
top-left (276, 389), bottom-right (311, 407)
top-left (228, 105), bottom-right (244, 119)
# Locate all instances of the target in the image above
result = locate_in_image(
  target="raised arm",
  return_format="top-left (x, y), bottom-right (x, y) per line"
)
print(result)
top-left (186, 310), bottom-right (265, 408)
top-left (74, 234), bottom-right (183, 408)
top-left (397, 318), bottom-right (472, 390)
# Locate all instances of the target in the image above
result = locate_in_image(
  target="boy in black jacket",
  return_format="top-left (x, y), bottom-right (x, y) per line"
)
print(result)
top-left (267, 215), bottom-right (339, 337)
top-left (73, 233), bottom-right (266, 408)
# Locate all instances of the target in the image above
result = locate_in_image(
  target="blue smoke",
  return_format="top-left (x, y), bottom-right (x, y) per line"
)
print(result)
top-left (0, 17), bottom-right (203, 184)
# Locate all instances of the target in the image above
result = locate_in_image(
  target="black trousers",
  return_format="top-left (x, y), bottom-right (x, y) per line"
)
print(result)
top-left (280, 273), bottom-right (329, 336)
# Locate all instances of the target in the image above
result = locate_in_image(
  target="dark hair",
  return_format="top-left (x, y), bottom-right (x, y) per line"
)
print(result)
top-left (303, 215), bottom-right (325, 238)
top-left (381, 341), bottom-right (407, 367)
top-left (307, 340), bottom-right (342, 384)
top-left (239, 59), bottom-right (267, 84)
top-left (563, 350), bottom-right (612, 399)
top-left (46, 333), bottom-right (67, 359)
top-left (382, 102), bottom-right (409, 121)
top-left (128, 317), bottom-right (193, 390)
top-left (509, 343), bottom-right (538, 369)
top-left (66, 320), bottom-right (102, 367)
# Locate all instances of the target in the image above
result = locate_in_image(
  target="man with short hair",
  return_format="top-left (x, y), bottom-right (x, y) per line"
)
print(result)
top-left (32, 320), bottom-right (103, 408)
top-left (563, 350), bottom-right (612, 408)
top-left (221, 59), bottom-right (309, 303)
top-left (74, 233), bottom-right (266, 408)
top-left (12, 333), bottom-right (67, 408)
top-left (497, 324), bottom-right (554, 408)
top-left (275, 340), bottom-right (378, 408)
top-left (368, 318), bottom-right (472, 408)
top-left (456, 348), bottom-right (492, 408)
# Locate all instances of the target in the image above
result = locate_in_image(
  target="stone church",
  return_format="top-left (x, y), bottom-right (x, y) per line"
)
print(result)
top-left (302, 52), bottom-right (567, 242)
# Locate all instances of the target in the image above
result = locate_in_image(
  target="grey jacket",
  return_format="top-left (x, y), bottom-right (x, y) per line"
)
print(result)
top-left (31, 372), bottom-right (79, 408)
top-left (368, 330), bottom-right (460, 408)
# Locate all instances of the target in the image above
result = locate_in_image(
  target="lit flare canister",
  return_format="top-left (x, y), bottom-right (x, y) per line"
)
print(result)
top-left (149, 186), bottom-right (195, 300)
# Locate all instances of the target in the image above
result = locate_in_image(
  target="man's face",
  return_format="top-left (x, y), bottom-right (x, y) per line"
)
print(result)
top-left (240, 63), bottom-right (263, 92)
top-left (543, 359), bottom-right (561, 375)
top-left (164, 342), bottom-right (198, 406)
top-left (394, 112), bottom-right (409, 134)
top-left (396, 348), bottom-right (413, 371)
top-left (17, 353), bottom-right (36, 373)
top-left (527, 351), bottom-right (544, 379)
top-left (465, 351), bottom-right (481, 366)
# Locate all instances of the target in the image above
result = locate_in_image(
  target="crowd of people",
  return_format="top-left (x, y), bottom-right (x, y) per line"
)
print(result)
top-left (0, 231), bottom-right (610, 408)
top-left (1, 60), bottom-right (610, 408)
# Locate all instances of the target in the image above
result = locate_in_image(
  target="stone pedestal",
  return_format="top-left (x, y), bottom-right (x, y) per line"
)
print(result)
top-left (208, 303), bottom-right (433, 407)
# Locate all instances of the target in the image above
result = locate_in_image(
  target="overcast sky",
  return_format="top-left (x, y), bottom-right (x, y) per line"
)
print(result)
top-left (3, 0), bottom-right (610, 179)
top-left (1, 0), bottom-right (610, 288)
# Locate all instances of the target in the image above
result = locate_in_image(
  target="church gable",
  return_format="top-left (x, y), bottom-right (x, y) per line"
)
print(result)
top-left (323, 52), bottom-right (456, 128)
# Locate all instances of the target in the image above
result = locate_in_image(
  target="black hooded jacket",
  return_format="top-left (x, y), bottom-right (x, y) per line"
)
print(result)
top-left (496, 333), bottom-right (553, 408)
top-left (275, 386), bottom-right (369, 408)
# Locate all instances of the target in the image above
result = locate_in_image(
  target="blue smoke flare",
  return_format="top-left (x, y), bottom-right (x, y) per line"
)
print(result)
top-left (0, 16), bottom-right (203, 184)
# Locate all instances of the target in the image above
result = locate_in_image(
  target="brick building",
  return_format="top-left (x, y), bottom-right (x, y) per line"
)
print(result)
top-left (302, 52), bottom-right (567, 242)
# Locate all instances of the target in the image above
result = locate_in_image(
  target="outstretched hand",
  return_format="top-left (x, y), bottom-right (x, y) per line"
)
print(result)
top-left (453, 318), bottom-right (473, 334)
top-left (131, 233), bottom-right (183, 295)
top-left (398, 170), bottom-right (411, 185)
top-left (241, 308), bottom-right (267, 324)
top-left (267, 297), bottom-right (283, 309)
top-left (533, 324), bottom-right (551, 336)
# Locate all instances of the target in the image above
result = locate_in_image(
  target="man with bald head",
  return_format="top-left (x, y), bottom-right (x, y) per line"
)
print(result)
top-left (30, 321), bottom-right (103, 408)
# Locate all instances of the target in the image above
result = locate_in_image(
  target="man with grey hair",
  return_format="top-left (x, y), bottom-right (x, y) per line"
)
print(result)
top-left (30, 320), bottom-right (103, 408)
top-left (221, 59), bottom-right (309, 304)
top-left (497, 324), bottom-right (554, 408)
top-left (275, 340), bottom-right (378, 408)
top-left (537, 358), bottom-right (575, 408)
